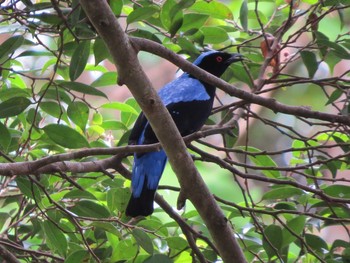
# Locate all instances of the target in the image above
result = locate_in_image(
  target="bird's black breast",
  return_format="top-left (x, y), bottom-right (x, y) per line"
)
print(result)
top-left (141, 98), bottom-right (214, 145)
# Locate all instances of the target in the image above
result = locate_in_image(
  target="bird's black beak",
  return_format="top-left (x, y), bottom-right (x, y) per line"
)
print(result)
top-left (226, 53), bottom-right (244, 64)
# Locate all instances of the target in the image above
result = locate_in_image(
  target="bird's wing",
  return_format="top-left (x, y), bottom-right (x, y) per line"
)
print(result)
top-left (158, 75), bottom-right (210, 106)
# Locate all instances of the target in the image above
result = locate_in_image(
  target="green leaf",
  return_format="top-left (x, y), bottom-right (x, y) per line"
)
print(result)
top-left (166, 236), bottom-right (188, 251)
top-left (262, 186), bottom-right (303, 200)
top-left (0, 97), bottom-right (31, 118)
top-left (101, 120), bottom-right (128, 131)
top-left (282, 216), bottom-right (306, 247)
top-left (263, 225), bottom-right (283, 259)
top-left (65, 250), bottom-right (89, 263)
top-left (132, 229), bottom-right (154, 255)
top-left (323, 185), bottom-right (350, 199)
top-left (121, 98), bottom-right (141, 127)
top-left (43, 124), bottom-right (89, 149)
top-left (300, 51), bottom-right (318, 78)
top-left (127, 6), bottom-right (159, 24)
top-left (56, 80), bottom-right (107, 98)
top-left (110, 0), bottom-right (123, 16)
top-left (326, 88), bottom-right (343, 105)
top-left (69, 40), bottom-right (91, 81)
top-left (106, 188), bottom-right (130, 213)
top-left (42, 220), bottom-right (67, 257)
top-left (64, 189), bottom-right (97, 200)
top-left (67, 101), bottom-right (89, 130)
top-left (102, 102), bottom-right (139, 115)
top-left (16, 177), bottom-right (42, 201)
top-left (0, 122), bottom-right (11, 151)
top-left (189, 1), bottom-right (233, 20)
top-left (40, 101), bottom-right (65, 119)
top-left (144, 254), bottom-right (173, 263)
top-left (93, 38), bottom-right (111, 65)
top-left (70, 200), bottom-right (110, 218)
top-left (237, 146), bottom-right (282, 178)
top-left (201, 26), bottom-right (228, 44)
top-left (303, 233), bottom-right (328, 254)
top-left (91, 72), bottom-right (117, 87)
top-left (0, 35), bottom-right (25, 61)
top-left (113, 239), bottom-right (138, 261)
top-left (240, 0), bottom-right (248, 31)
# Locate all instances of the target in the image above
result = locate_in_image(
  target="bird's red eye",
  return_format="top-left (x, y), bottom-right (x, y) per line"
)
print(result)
top-left (216, 56), bottom-right (223, 62)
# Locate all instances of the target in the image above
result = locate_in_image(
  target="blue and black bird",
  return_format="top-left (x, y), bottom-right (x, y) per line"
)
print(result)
top-left (126, 51), bottom-right (243, 217)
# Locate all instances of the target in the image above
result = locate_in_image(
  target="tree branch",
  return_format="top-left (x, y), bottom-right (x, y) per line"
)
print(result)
top-left (79, 1), bottom-right (246, 262)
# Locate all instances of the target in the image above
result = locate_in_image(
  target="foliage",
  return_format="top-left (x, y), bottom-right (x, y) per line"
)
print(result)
top-left (0, 0), bottom-right (350, 262)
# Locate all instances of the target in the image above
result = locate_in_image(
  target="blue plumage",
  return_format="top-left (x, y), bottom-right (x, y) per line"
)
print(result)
top-left (126, 51), bottom-right (243, 217)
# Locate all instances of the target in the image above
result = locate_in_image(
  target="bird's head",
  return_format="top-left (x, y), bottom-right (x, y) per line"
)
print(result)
top-left (193, 51), bottom-right (243, 77)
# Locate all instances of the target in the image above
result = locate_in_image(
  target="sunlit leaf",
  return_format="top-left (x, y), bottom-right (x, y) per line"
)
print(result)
top-left (189, 1), bottom-right (233, 20)
top-left (43, 124), bottom-right (89, 149)
top-left (67, 101), bottom-right (89, 130)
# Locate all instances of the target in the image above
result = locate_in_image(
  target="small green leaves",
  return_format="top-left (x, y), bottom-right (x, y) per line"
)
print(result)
top-left (0, 97), bottom-right (31, 118)
top-left (43, 124), bottom-right (89, 149)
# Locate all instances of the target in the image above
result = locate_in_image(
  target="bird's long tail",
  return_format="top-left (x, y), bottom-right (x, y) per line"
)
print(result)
top-left (126, 150), bottom-right (167, 217)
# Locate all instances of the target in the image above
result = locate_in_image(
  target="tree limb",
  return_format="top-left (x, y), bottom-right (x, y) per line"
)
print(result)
top-left (79, 1), bottom-right (246, 262)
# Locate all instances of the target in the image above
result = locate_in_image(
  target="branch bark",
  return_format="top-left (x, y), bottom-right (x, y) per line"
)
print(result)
top-left (79, 1), bottom-right (246, 262)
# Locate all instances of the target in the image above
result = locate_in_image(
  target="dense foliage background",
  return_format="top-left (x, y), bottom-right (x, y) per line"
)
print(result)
top-left (0, 0), bottom-right (350, 262)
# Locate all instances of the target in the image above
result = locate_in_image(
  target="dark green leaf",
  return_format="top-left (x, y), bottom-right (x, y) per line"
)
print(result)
top-left (69, 40), bottom-right (91, 81)
top-left (0, 97), bottom-right (31, 118)
top-left (144, 254), bottom-right (173, 263)
top-left (129, 29), bottom-right (162, 44)
top-left (40, 101), bottom-right (65, 119)
top-left (65, 250), bottom-right (89, 263)
top-left (93, 38), bottom-right (111, 65)
top-left (304, 233), bottom-right (328, 254)
top-left (323, 184), bottom-right (350, 199)
top-left (282, 216), bottom-right (306, 247)
top-left (0, 122), bottom-right (11, 151)
top-left (262, 186), bottom-right (303, 200)
top-left (57, 80), bottom-right (107, 98)
top-left (110, 0), bottom-right (123, 16)
top-left (42, 220), bottom-right (67, 257)
top-left (263, 225), bottom-right (283, 259)
top-left (0, 35), bottom-right (25, 61)
top-left (70, 200), bottom-right (110, 218)
top-left (300, 51), bottom-right (318, 78)
top-left (64, 189), bottom-right (97, 200)
top-left (326, 88), bottom-right (343, 105)
top-left (16, 177), bottom-right (42, 201)
top-left (43, 124), bottom-right (89, 149)
top-left (127, 6), bottom-right (159, 24)
top-left (67, 101), bottom-right (89, 130)
top-left (132, 229), bottom-right (154, 255)
top-left (240, 0), bottom-right (248, 31)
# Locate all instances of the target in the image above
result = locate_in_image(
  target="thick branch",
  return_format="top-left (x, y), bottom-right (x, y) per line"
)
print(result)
top-left (79, 1), bottom-right (246, 262)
